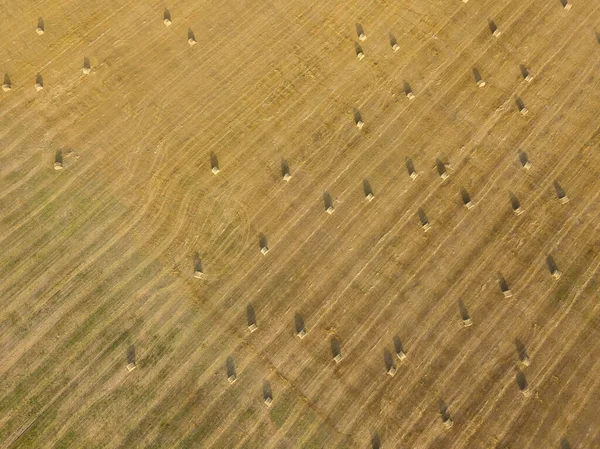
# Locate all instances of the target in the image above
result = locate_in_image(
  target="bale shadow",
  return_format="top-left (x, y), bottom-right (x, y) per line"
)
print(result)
top-left (516, 368), bottom-right (528, 391)
top-left (488, 19), bottom-right (498, 35)
top-left (435, 158), bottom-right (447, 176)
top-left (389, 32), bottom-right (398, 48)
top-left (210, 151), bottom-right (219, 170)
top-left (263, 379), bottom-right (272, 401)
top-left (356, 23), bottom-right (365, 39)
top-left (458, 299), bottom-right (470, 320)
top-left (193, 251), bottom-right (202, 272)
top-left (323, 191), bottom-right (333, 211)
top-left (514, 338), bottom-right (528, 361)
top-left (294, 312), bottom-right (305, 334)
top-left (460, 187), bottom-right (471, 205)
top-left (353, 108), bottom-right (362, 125)
top-left (226, 356), bottom-right (236, 378)
top-left (36, 73), bottom-right (43, 87)
top-left (38, 17), bottom-right (44, 32)
top-left (439, 400), bottom-right (451, 420)
top-left (392, 336), bottom-right (404, 355)
top-left (164, 8), bottom-right (171, 22)
top-left (596, 31), bottom-right (600, 45)
top-left (515, 96), bottom-right (526, 111)
top-left (554, 181), bottom-right (566, 199)
top-left (281, 158), bottom-right (290, 177)
top-left (127, 345), bottom-right (136, 364)
top-left (247, 304), bottom-right (257, 327)
top-left (403, 81), bottom-right (413, 96)
top-left (509, 191), bottom-right (521, 211)
top-left (83, 57), bottom-right (91, 70)
top-left (546, 255), bottom-right (559, 274)
top-left (405, 157), bottom-right (416, 176)
top-left (258, 233), bottom-right (268, 250)
top-left (472, 68), bottom-right (483, 83)
top-left (55, 150), bottom-right (63, 164)
top-left (188, 28), bottom-right (195, 41)
top-left (418, 207), bottom-right (429, 226)
top-left (330, 337), bottom-right (341, 358)
top-left (497, 272), bottom-right (510, 293)
top-left (4, 73), bottom-right (11, 87)
top-left (370, 430), bottom-right (381, 449)
top-left (520, 64), bottom-right (531, 80)
top-left (560, 0), bottom-right (569, 8)
top-left (560, 437), bottom-right (572, 449)
top-left (354, 42), bottom-right (363, 56)
top-left (383, 348), bottom-right (394, 370)
top-left (363, 179), bottom-right (373, 198)
top-left (518, 150), bottom-right (529, 167)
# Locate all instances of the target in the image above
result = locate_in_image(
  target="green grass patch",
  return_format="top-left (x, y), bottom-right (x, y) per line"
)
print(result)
top-left (269, 390), bottom-right (296, 429)
top-left (54, 430), bottom-right (79, 449)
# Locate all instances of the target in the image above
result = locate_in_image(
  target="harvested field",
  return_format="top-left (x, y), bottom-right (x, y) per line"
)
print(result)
top-left (1, 0), bottom-right (599, 448)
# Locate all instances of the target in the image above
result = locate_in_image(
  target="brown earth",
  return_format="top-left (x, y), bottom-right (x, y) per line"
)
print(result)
top-left (1, 0), bottom-right (599, 448)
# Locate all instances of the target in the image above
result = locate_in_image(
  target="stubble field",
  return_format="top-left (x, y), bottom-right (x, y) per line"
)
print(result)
top-left (1, 0), bottom-right (599, 448)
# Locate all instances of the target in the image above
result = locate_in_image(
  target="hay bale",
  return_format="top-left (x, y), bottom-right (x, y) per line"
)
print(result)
top-left (54, 161), bottom-right (63, 170)
top-left (126, 362), bottom-right (137, 372)
top-left (443, 417), bottom-right (454, 429)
